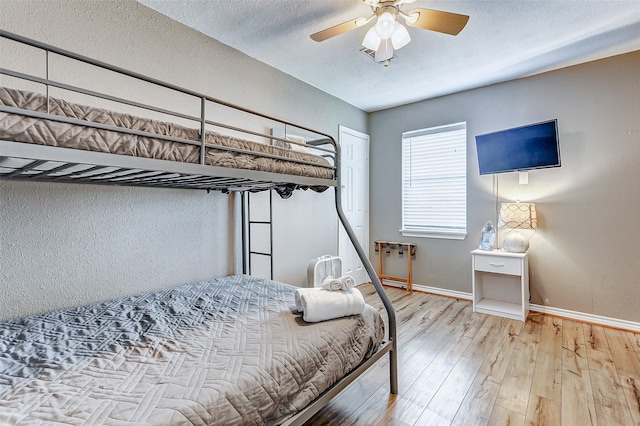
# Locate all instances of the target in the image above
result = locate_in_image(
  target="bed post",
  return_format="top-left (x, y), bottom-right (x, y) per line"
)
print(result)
top-left (333, 140), bottom-right (398, 395)
top-left (241, 191), bottom-right (248, 275)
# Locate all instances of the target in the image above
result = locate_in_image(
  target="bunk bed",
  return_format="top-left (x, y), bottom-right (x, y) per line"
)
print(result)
top-left (0, 30), bottom-right (398, 425)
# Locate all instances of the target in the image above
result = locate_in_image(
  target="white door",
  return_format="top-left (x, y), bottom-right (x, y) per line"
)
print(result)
top-left (338, 125), bottom-right (370, 285)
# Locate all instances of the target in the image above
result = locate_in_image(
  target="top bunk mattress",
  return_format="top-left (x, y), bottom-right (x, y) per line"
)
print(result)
top-left (0, 87), bottom-right (335, 186)
top-left (0, 275), bottom-right (384, 425)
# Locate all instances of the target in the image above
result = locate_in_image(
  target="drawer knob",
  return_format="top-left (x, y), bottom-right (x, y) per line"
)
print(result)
top-left (489, 262), bottom-right (505, 267)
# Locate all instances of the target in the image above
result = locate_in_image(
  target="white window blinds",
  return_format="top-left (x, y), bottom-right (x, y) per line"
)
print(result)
top-left (401, 122), bottom-right (467, 239)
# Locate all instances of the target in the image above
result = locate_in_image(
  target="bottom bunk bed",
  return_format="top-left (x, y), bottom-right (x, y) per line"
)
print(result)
top-left (0, 29), bottom-right (398, 425)
top-left (0, 275), bottom-right (386, 425)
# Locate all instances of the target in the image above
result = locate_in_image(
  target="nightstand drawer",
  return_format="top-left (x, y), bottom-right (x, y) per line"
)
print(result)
top-left (474, 255), bottom-right (521, 275)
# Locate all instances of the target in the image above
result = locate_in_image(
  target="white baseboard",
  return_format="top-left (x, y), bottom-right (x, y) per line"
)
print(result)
top-left (411, 284), bottom-right (473, 301)
top-left (381, 280), bottom-right (472, 301)
top-left (528, 304), bottom-right (640, 333)
top-left (380, 280), bottom-right (640, 332)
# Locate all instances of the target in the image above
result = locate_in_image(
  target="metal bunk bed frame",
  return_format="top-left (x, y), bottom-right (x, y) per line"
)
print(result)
top-left (0, 29), bottom-right (398, 424)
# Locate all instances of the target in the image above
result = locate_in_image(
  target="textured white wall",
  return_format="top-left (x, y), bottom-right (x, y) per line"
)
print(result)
top-left (0, 181), bottom-right (233, 320)
top-left (370, 52), bottom-right (640, 322)
top-left (0, 0), bottom-right (366, 319)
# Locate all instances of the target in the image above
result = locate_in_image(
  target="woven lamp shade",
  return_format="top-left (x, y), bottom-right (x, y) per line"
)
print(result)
top-left (498, 203), bottom-right (537, 253)
top-left (498, 203), bottom-right (537, 230)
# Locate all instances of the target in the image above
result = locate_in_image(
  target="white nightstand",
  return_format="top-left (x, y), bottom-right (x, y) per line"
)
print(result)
top-left (471, 249), bottom-right (529, 322)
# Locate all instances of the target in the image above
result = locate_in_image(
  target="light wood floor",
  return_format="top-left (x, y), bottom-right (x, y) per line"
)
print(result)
top-left (306, 284), bottom-right (640, 426)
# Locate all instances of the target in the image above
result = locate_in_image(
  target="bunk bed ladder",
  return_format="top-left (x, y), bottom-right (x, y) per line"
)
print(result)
top-left (242, 190), bottom-right (274, 280)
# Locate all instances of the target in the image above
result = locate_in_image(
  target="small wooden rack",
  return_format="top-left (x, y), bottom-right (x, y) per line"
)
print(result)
top-left (374, 241), bottom-right (417, 292)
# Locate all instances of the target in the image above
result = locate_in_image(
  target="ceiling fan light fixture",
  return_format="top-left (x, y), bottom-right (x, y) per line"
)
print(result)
top-left (374, 38), bottom-right (394, 62)
top-left (362, 26), bottom-right (382, 50)
top-left (375, 12), bottom-right (396, 39)
top-left (391, 23), bottom-right (411, 49)
top-left (311, 0), bottom-right (470, 67)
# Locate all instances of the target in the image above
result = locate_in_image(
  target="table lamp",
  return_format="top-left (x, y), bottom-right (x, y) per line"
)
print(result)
top-left (498, 202), bottom-right (537, 252)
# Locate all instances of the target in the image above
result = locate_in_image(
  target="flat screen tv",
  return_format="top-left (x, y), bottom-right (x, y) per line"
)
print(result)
top-left (475, 119), bottom-right (561, 175)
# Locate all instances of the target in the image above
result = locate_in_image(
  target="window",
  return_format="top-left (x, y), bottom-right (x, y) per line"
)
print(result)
top-left (401, 122), bottom-right (467, 239)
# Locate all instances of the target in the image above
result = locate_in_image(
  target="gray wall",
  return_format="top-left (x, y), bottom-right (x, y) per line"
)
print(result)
top-left (0, 181), bottom-right (234, 319)
top-left (0, 0), bottom-right (366, 320)
top-left (370, 51), bottom-right (640, 322)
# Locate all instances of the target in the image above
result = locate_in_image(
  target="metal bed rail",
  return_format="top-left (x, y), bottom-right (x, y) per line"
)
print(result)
top-left (0, 29), bottom-right (336, 173)
top-left (0, 29), bottom-right (398, 421)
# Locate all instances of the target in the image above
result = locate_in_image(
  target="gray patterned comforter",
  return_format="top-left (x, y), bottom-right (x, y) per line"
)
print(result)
top-left (0, 275), bottom-right (384, 425)
top-left (0, 87), bottom-right (334, 186)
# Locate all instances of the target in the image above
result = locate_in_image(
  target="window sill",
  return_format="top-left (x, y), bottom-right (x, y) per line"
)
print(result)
top-left (400, 229), bottom-right (467, 240)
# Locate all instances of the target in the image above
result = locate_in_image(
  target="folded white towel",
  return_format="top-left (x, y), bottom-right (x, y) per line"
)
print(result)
top-left (294, 287), bottom-right (365, 323)
top-left (321, 277), bottom-right (342, 291)
top-left (321, 275), bottom-right (356, 291)
top-left (294, 288), bottom-right (306, 311)
top-left (339, 275), bottom-right (356, 290)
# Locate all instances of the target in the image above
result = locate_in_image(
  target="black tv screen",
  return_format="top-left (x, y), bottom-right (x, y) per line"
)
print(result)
top-left (475, 119), bottom-right (561, 175)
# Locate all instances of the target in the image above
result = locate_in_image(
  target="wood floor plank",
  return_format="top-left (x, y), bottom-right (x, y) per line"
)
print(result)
top-left (389, 296), bottom-right (482, 424)
top-left (425, 355), bottom-right (482, 422)
top-left (341, 387), bottom-right (396, 426)
top-left (584, 324), bottom-right (635, 426)
top-left (458, 302), bottom-right (490, 340)
top-left (449, 316), bottom-right (504, 424)
top-left (306, 285), bottom-right (640, 425)
top-left (478, 318), bottom-right (523, 383)
top-left (604, 327), bottom-right (640, 377)
top-left (371, 292), bottom-right (475, 425)
top-left (494, 315), bottom-right (542, 416)
top-left (488, 404), bottom-right (525, 426)
top-left (562, 320), bottom-right (598, 425)
top-left (376, 414), bottom-right (413, 426)
top-left (309, 287), bottom-right (458, 426)
top-left (620, 376), bottom-right (640, 426)
top-left (394, 324), bottom-right (461, 396)
top-left (306, 359), bottom-right (391, 425)
top-left (390, 296), bottom-right (456, 360)
top-left (401, 326), bottom-right (472, 406)
top-left (451, 372), bottom-right (500, 425)
top-left (375, 394), bottom-right (429, 426)
top-left (603, 327), bottom-right (640, 425)
top-left (530, 315), bottom-right (563, 402)
top-left (461, 314), bottom-right (501, 360)
top-left (414, 406), bottom-right (452, 425)
top-left (536, 314), bottom-right (563, 354)
top-left (495, 374), bottom-right (532, 417)
top-left (531, 351), bottom-right (562, 403)
top-left (524, 394), bottom-right (561, 426)
top-left (629, 331), bottom-right (640, 358)
top-left (443, 298), bottom-right (476, 329)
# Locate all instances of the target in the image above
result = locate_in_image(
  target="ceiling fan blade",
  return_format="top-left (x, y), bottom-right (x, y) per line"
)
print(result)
top-left (405, 8), bottom-right (469, 35)
top-left (310, 18), bottom-right (365, 42)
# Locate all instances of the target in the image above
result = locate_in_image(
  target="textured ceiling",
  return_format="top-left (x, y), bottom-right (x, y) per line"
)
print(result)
top-left (139, 0), bottom-right (640, 112)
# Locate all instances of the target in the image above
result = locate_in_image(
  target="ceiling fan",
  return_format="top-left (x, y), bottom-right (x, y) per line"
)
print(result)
top-left (310, 0), bottom-right (469, 66)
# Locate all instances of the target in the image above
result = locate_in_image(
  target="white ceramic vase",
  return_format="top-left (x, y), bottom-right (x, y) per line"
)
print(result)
top-left (503, 231), bottom-right (529, 253)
